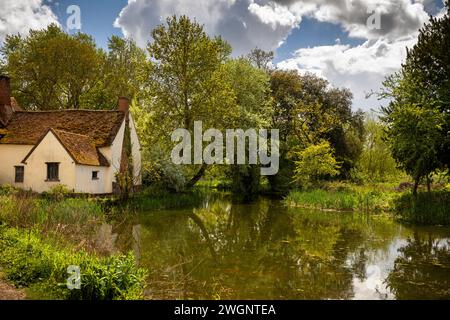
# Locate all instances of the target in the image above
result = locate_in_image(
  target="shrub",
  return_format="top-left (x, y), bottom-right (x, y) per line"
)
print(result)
top-left (42, 184), bottom-right (72, 201)
top-left (0, 184), bottom-right (18, 196)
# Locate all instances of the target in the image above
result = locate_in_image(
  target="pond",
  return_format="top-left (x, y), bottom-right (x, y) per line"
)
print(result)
top-left (111, 194), bottom-right (450, 300)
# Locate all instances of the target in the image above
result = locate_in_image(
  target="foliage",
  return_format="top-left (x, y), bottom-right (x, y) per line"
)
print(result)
top-left (42, 184), bottom-right (72, 201)
top-left (392, 191), bottom-right (450, 225)
top-left (0, 184), bottom-right (18, 196)
top-left (268, 70), bottom-right (364, 192)
top-left (142, 15), bottom-right (237, 188)
top-left (381, 5), bottom-right (450, 192)
top-left (86, 36), bottom-right (148, 108)
top-left (285, 188), bottom-right (393, 212)
top-left (293, 141), bottom-right (341, 187)
top-left (0, 195), bottom-right (105, 248)
top-left (1, 25), bottom-right (147, 110)
top-left (354, 117), bottom-right (403, 182)
top-left (221, 58), bottom-right (272, 198)
top-left (0, 226), bottom-right (146, 300)
top-left (1, 24), bottom-right (102, 109)
top-left (383, 104), bottom-right (444, 193)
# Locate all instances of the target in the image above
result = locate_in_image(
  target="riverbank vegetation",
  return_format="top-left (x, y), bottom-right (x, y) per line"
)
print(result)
top-left (1, 3), bottom-right (450, 300)
top-left (0, 187), bottom-right (147, 299)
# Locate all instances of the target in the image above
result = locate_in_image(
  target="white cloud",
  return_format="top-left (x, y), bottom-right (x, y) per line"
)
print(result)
top-left (114, 0), bottom-right (442, 110)
top-left (277, 36), bottom-right (418, 111)
top-left (0, 0), bottom-right (59, 43)
top-left (248, 2), bottom-right (302, 29)
top-left (288, 0), bottom-right (430, 40)
top-left (114, 0), bottom-right (301, 55)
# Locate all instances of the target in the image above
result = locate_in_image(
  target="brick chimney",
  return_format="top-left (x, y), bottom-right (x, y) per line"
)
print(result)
top-left (0, 75), bottom-right (13, 126)
top-left (118, 97), bottom-right (130, 114)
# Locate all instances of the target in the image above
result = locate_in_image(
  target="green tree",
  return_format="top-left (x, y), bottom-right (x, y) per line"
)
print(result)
top-left (86, 36), bottom-right (148, 109)
top-left (381, 3), bottom-right (450, 192)
top-left (355, 117), bottom-right (401, 182)
top-left (145, 15), bottom-right (236, 189)
top-left (268, 70), bottom-right (363, 193)
top-left (221, 58), bottom-right (272, 200)
top-left (293, 141), bottom-right (341, 188)
top-left (385, 104), bottom-right (444, 194)
top-left (1, 24), bottom-right (102, 110)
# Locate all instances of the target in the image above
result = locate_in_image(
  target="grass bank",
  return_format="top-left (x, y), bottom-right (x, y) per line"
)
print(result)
top-left (284, 182), bottom-right (450, 226)
top-left (284, 185), bottom-right (395, 212)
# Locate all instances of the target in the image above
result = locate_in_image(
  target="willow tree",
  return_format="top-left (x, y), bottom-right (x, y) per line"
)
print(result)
top-left (146, 15), bottom-right (236, 188)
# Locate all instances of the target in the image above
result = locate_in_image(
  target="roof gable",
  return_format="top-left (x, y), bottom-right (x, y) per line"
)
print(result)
top-left (22, 128), bottom-right (110, 167)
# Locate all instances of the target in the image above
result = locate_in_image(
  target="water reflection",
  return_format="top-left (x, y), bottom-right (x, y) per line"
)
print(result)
top-left (113, 195), bottom-right (450, 300)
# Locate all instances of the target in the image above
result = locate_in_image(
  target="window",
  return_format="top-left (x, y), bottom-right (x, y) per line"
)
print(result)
top-left (15, 166), bottom-right (24, 183)
top-left (46, 163), bottom-right (59, 181)
top-left (92, 171), bottom-right (99, 180)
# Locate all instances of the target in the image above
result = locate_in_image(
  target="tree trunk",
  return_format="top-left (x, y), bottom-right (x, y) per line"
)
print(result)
top-left (186, 163), bottom-right (208, 189)
top-left (426, 175), bottom-right (431, 193)
top-left (413, 175), bottom-right (420, 197)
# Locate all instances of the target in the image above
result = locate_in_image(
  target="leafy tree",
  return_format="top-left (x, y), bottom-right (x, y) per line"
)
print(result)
top-left (385, 104), bottom-right (444, 194)
top-left (145, 15), bottom-right (236, 188)
top-left (221, 58), bottom-right (272, 200)
top-left (382, 3), bottom-right (450, 192)
top-left (1, 24), bottom-right (102, 110)
top-left (87, 36), bottom-right (148, 109)
top-left (292, 141), bottom-right (341, 188)
top-left (268, 70), bottom-right (363, 192)
top-left (355, 117), bottom-right (401, 182)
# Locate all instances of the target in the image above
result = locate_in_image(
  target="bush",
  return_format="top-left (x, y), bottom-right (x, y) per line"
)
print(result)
top-left (0, 226), bottom-right (146, 300)
top-left (0, 184), bottom-right (18, 196)
top-left (392, 191), bottom-right (450, 225)
top-left (42, 184), bottom-right (72, 201)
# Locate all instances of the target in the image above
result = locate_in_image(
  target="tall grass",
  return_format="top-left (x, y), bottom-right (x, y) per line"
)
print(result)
top-left (0, 226), bottom-right (146, 300)
top-left (284, 188), bottom-right (393, 212)
top-left (392, 191), bottom-right (450, 225)
top-left (0, 194), bottom-right (105, 247)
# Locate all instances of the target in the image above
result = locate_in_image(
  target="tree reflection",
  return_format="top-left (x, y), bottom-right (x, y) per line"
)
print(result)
top-left (386, 232), bottom-right (450, 299)
top-left (113, 195), bottom-right (420, 299)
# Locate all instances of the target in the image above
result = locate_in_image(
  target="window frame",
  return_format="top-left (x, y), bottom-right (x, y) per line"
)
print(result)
top-left (46, 162), bottom-right (60, 182)
top-left (14, 166), bottom-right (24, 183)
top-left (92, 171), bottom-right (99, 180)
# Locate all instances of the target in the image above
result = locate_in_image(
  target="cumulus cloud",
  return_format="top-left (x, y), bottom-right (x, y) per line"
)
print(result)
top-left (279, 0), bottom-right (430, 40)
top-left (114, 0), bottom-right (303, 55)
top-left (114, 0), bottom-right (441, 110)
top-left (0, 0), bottom-right (59, 43)
top-left (277, 36), bottom-right (419, 110)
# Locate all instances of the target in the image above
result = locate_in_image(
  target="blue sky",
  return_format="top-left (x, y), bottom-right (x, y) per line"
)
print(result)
top-left (1, 0), bottom-right (447, 111)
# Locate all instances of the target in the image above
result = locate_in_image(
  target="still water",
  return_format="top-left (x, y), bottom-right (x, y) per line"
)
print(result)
top-left (111, 194), bottom-right (450, 300)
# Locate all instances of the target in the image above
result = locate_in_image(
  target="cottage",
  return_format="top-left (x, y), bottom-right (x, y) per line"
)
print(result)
top-left (0, 75), bottom-right (141, 194)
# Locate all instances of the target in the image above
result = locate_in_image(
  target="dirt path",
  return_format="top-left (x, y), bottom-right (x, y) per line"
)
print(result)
top-left (0, 273), bottom-right (25, 300)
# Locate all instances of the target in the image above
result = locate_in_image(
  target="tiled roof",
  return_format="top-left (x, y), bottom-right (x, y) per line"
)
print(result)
top-left (22, 128), bottom-right (110, 167)
top-left (0, 110), bottom-right (125, 147)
